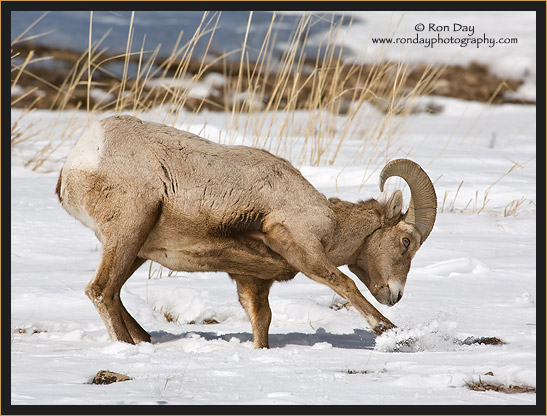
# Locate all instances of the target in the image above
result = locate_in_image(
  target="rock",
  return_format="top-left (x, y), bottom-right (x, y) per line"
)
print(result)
top-left (91, 370), bottom-right (132, 385)
top-left (463, 336), bottom-right (505, 345)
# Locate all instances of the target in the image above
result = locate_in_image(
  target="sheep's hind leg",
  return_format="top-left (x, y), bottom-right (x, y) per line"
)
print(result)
top-left (85, 205), bottom-right (160, 344)
top-left (86, 243), bottom-right (139, 344)
top-left (118, 257), bottom-right (151, 343)
top-left (262, 223), bottom-right (396, 335)
top-left (231, 274), bottom-right (274, 348)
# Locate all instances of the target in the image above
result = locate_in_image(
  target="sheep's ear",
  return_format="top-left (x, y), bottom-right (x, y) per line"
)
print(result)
top-left (386, 190), bottom-right (403, 220)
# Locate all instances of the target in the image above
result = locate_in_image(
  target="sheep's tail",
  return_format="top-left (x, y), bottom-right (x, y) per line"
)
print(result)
top-left (55, 168), bottom-right (63, 203)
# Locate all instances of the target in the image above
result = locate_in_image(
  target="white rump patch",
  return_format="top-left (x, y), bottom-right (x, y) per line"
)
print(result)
top-left (64, 122), bottom-right (104, 171)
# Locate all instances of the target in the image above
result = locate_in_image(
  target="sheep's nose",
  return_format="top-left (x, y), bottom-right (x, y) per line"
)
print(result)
top-left (387, 291), bottom-right (402, 306)
top-left (388, 283), bottom-right (404, 305)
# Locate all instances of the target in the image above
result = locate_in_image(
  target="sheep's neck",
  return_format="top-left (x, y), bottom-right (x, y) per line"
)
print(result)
top-left (327, 198), bottom-right (383, 266)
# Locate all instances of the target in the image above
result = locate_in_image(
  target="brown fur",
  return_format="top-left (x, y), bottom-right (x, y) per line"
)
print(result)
top-left (57, 115), bottom-right (436, 348)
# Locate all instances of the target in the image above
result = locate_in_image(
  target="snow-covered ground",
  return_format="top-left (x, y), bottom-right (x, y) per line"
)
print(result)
top-left (10, 10), bottom-right (537, 407)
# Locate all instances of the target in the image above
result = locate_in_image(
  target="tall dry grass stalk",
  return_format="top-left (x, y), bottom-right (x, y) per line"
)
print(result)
top-left (11, 11), bottom-right (440, 173)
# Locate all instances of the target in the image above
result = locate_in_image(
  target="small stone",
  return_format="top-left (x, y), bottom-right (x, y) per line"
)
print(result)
top-left (474, 336), bottom-right (505, 345)
top-left (91, 370), bottom-right (132, 385)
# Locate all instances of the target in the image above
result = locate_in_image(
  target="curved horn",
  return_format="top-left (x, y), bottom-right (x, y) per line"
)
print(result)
top-left (379, 159), bottom-right (437, 244)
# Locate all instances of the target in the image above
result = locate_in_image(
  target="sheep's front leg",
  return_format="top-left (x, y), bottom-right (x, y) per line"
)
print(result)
top-left (231, 274), bottom-right (274, 348)
top-left (262, 224), bottom-right (396, 335)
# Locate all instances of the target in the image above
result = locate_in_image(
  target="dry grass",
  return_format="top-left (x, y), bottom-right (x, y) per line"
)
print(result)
top-left (438, 160), bottom-right (534, 216)
top-left (152, 306), bottom-right (179, 323)
top-left (11, 11), bottom-right (532, 217)
top-left (329, 295), bottom-right (351, 311)
top-left (148, 261), bottom-right (179, 280)
top-left (503, 197), bottom-right (535, 217)
top-left (346, 369), bottom-right (370, 374)
top-left (465, 377), bottom-right (535, 394)
top-left (11, 11), bottom-right (447, 172)
top-left (12, 327), bottom-right (45, 335)
top-left (152, 305), bottom-right (220, 325)
top-left (187, 318), bottom-right (220, 325)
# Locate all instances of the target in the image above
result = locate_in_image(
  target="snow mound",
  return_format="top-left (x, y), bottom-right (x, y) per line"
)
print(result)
top-left (375, 321), bottom-right (503, 353)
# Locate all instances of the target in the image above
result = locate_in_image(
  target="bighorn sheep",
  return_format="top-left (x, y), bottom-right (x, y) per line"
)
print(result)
top-left (56, 115), bottom-right (437, 348)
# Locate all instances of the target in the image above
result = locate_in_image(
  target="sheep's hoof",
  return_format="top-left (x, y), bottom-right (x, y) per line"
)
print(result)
top-left (373, 321), bottom-right (397, 336)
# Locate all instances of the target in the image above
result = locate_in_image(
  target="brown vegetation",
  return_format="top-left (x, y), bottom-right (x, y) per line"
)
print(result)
top-left (11, 42), bottom-right (532, 113)
top-left (465, 377), bottom-right (535, 394)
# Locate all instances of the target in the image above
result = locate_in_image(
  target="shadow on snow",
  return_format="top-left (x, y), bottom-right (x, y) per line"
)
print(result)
top-left (150, 327), bottom-right (376, 349)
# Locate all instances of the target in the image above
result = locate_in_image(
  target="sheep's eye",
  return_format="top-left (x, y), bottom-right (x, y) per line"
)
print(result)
top-left (402, 238), bottom-right (410, 249)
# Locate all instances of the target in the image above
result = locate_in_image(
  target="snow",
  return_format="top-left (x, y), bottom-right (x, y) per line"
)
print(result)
top-left (145, 73), bottom-right (225, 99)
top-left (10, 85), bottom-right (25, 97)
top-left (10, 9), bottom-right (537, 408)
top-left (88, 88), bottom-right (115, 105)
top-left (340, 11), bottom-right (536, 81)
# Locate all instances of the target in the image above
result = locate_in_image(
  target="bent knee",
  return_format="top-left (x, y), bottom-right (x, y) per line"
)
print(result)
top-left (85, 283), bottom-right (118, 304)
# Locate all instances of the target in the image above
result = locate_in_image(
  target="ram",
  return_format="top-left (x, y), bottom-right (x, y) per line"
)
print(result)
top-left (56, 115), bottom-right (437, 348)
